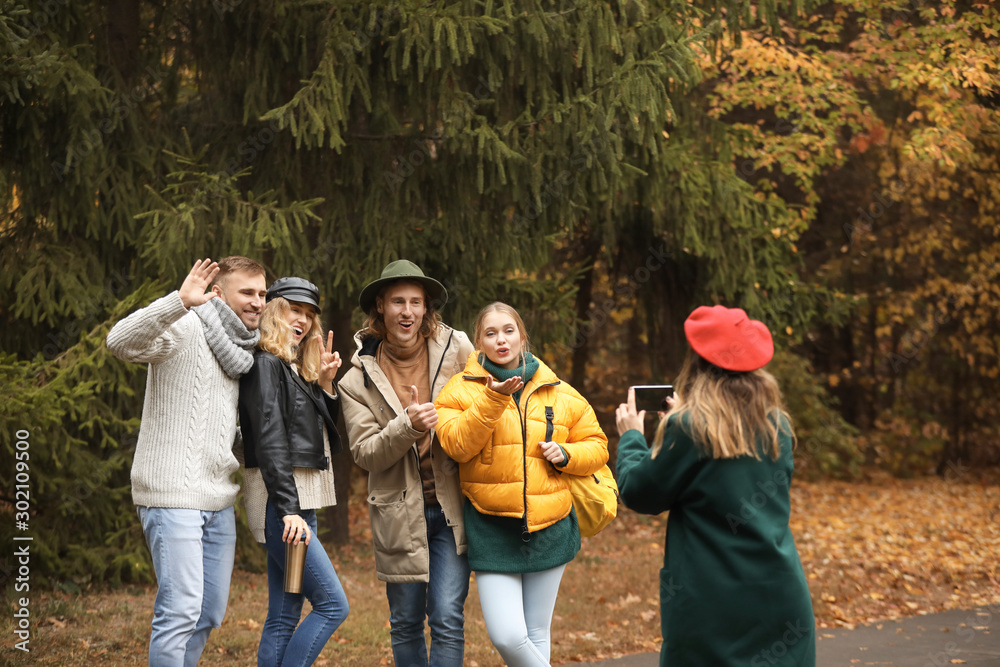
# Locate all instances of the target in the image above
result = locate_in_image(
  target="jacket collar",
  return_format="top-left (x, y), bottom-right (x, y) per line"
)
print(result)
top-left (460, 350), bottom-right (561, 391)
top-left (254, 350), bottom-right (335, 428)
top-left (349, 325), bottom-right (458, 405)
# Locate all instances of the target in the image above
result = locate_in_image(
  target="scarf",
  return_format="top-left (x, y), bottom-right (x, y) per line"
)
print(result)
top-left (193, 298), bottom-right (260, 378)
top-left (482, 352), bottom-right (540, 404)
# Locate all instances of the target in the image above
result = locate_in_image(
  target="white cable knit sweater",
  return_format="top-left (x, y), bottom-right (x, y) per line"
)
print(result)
top-left (107, 291), bottom-right (241, 511)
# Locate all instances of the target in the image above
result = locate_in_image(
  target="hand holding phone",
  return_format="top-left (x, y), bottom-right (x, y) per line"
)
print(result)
top-left (630, 385), bottom-right (674, 413)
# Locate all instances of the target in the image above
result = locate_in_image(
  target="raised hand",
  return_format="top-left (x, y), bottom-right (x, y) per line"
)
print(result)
top-left (316, 330), bottom-right (341, 392)
top-left (405, 385), bottom-right (439, 432)
top-left (615, 386), bottom-right (646, 436)
top-left (178, 259), bottom-right (220, 309)
top-left (486, 375), bottom-right (524, 396)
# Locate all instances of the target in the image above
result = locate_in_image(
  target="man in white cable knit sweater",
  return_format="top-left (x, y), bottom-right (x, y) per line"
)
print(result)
top-left (107, 256), bottom-right (267, 667)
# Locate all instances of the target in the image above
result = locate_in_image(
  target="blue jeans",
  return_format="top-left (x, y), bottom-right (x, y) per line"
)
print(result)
top-left (259, 500), bottom-right (349, 667)
top-left (385, 504), bottom-right (471, 667)
top-left (137, 506), bottom-right (236, 667)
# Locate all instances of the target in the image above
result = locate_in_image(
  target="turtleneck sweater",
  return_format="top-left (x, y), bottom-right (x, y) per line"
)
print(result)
top-left (377, 338), bottom-right (437, 504)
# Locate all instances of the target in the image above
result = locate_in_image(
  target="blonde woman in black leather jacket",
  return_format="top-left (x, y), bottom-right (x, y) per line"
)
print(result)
top-left (238, 277), bottom-right (349, 667)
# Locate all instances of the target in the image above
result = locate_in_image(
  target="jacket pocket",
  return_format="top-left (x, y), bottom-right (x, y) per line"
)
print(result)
top-left (370, 398), bottom-right (393, 429)
top-left (480, 436), bottom-right (494, 465)
top-left (367, 488), bottom-right (414, 554)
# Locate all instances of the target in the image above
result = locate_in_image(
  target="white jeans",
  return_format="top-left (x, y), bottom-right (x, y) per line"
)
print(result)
top-left (475, 564), bottom-right (567, 667)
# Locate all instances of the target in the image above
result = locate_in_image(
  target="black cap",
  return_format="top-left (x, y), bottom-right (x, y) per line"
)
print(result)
top-left (267, 277), bottom-right (321, 314)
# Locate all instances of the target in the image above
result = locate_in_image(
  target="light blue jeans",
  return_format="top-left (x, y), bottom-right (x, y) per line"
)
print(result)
top-left (259, 500), bottom-right (349, 667)
top-left (385, 504), bottom-right (471, 667)
top-left (137, 505), bottom-right (236, 667)
top-left (475, 564), bottom-right (568, 667)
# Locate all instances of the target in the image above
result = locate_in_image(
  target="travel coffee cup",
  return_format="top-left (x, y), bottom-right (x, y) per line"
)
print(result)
top-left (284, 540), bottom-right (308, 593)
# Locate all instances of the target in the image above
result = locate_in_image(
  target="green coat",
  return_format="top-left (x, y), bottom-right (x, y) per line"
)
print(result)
top-left (616, 417), bottom-right (815, 667)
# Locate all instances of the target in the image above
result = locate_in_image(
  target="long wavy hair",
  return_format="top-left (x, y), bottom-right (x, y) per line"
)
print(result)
top-left (258, 297), bottom-right (323, 383)
top-left (652, 351), bottom-right (795, 460)
top-left (361, 280), bottom-right (442, 341)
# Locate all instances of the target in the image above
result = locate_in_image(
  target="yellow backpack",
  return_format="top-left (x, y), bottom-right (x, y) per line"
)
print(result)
top-left (546, 406), bottom-right (619, 537)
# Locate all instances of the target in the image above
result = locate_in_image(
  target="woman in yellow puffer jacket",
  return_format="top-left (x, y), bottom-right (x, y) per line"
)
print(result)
top-left (435, 302), bottom-right (608, 667)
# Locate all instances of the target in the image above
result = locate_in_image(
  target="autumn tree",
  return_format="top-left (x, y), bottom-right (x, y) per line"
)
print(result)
top-left (1, 0), bottom-right (848, 585)
top-left (702, 0), bottom-right (1000, 472)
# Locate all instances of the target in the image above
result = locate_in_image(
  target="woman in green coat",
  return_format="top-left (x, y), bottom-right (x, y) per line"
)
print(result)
top-left (615, 305), bottom-right (815, 667)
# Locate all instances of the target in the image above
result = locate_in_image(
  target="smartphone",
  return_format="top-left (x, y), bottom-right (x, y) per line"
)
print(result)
top-left (631, 385), bottom-right (674, 413)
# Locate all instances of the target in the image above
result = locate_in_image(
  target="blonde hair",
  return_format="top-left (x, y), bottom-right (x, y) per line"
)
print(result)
top-left (258, 297), bottom-right (323, 383)
top-left (652, 351), bottom-right (795, 460)
top-left (473, 302), bottom-right (531, 356)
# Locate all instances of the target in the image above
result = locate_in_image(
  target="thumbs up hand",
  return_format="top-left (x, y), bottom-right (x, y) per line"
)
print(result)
top-left (405, 385), bottom-right (438, 432)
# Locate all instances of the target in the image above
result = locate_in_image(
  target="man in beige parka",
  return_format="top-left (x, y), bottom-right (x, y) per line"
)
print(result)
top-left (338, 260), bottom-right (474, 667)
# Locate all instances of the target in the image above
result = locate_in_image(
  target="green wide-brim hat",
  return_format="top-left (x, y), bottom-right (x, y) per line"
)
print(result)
top-left (358, 260), bottom-right (448, 312)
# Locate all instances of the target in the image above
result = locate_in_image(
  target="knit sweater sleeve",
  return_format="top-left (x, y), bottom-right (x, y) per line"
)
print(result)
top-left (106, 291), bottom-right (192, 364)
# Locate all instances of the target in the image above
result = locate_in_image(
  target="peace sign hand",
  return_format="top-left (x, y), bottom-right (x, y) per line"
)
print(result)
top-left (316, 330), bottom-right (341, 392)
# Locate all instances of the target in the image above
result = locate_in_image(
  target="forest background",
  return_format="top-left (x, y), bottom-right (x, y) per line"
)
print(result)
top-left (0, 0), bottom-right (998, 626)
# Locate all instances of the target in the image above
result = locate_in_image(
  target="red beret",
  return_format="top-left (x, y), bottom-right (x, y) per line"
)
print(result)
top-left (684, 305), bottom-right (774, 372)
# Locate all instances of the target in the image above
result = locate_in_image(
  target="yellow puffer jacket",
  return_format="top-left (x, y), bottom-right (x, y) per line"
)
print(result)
top-left (435, 351), bottom-right (609, 532)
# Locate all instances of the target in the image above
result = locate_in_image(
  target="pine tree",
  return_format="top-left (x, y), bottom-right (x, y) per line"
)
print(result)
top-left (1, 0), bottom-right (823, 584)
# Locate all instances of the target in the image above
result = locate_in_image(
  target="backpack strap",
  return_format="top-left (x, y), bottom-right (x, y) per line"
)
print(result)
top-left (545, 406), bottom-right (554, 442)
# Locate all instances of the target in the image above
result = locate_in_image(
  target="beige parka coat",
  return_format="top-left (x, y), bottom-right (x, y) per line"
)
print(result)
top-left (338, 325), bottom-right (474, 582)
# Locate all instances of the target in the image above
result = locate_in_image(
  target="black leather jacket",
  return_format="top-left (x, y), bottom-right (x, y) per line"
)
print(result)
top-left (239, 350), bottom-right (342, 517)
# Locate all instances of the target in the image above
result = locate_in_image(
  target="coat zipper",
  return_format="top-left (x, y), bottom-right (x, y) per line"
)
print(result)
top-left (516, 380), bottom-right (560, 542)
top-left (407, 330), bottom-right (455, 525)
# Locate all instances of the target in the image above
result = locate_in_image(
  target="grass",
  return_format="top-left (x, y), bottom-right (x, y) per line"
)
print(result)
top-left (3, 473), bottom-right (999, 665)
